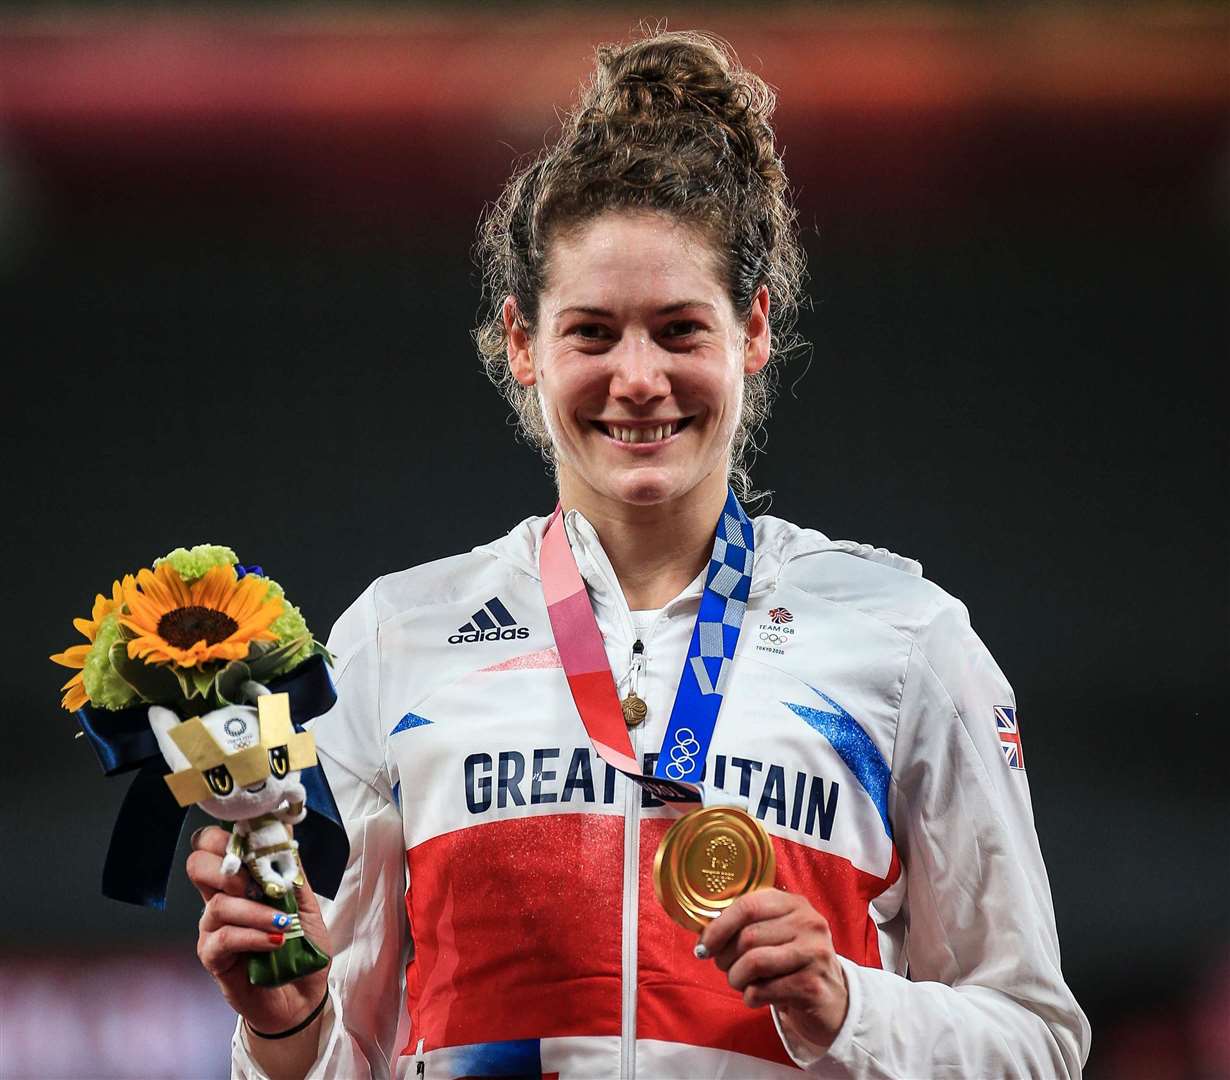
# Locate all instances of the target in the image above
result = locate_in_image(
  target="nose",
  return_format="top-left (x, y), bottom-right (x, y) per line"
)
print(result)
top-left (608, 334), bottom-right (671, 404)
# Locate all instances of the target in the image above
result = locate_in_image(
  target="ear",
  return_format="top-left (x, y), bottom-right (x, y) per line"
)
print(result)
top-left (743, 285), bottom-right (771, 376)
top-left (503, 296), bottom-right (536, 387)
top-left (147, 705), bottom-right (191, 772)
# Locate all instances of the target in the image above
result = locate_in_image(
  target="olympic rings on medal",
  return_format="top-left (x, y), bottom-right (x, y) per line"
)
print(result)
top-left (759, 631), bottom-right (789, 646)
top-left (664, 727), bottom-right (702, 779)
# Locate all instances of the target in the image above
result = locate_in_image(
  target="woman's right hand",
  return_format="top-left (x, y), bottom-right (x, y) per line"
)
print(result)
top-left (186, 826), bottom-right (333, 1037)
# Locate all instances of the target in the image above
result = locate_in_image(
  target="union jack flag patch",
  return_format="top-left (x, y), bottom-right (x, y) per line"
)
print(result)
top-left (995, 705), bottom-right (1025, 770)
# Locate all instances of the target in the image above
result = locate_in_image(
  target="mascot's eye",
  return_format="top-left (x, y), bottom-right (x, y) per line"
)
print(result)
top-left (268, 745), bottom-right (290, 779)
top-left (205, 765), bottom-right (234, 796)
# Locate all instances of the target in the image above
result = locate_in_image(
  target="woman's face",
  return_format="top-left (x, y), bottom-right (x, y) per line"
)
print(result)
top-left (505, 211), bottom-right (770, 512)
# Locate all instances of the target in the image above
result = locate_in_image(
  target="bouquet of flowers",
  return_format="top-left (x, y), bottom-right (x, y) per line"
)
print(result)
top-left (52, 544), bottom-right (345, 987)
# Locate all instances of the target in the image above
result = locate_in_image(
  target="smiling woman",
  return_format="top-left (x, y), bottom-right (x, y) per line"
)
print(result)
top-left (503, 211), bottom-right (772, 581)
top-left (183, 27), bottom-right (1091, 1080)
top-left (474, 31), bottom-right (806, 505)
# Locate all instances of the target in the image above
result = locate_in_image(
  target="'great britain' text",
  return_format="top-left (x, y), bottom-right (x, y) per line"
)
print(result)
top-left (462, 748), bottom-right (840, 841)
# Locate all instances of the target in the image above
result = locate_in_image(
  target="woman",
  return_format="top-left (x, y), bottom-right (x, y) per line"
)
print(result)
top-left (189, 30), bottom-right (1090, 1079)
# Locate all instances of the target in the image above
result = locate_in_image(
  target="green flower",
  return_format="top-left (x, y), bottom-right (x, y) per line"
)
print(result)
top-left (81, 614), bottom-right (137, 711)
top-left (260, 576), bottom-right (314, 676)
top-left (155, 544), bottom-right (238, 583)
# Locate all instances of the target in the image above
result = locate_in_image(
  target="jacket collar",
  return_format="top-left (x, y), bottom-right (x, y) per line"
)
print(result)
top-left (472, 508), bottom-right (861, 607)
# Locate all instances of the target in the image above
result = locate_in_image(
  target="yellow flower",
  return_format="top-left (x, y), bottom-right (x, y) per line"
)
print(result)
top-left (120, 563), bottom-right (283, 669)
top-left (50, 577), bottom-right (129, 711)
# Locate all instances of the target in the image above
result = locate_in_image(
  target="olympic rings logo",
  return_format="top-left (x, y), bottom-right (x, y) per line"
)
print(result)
top-left (664, 727), bottom-right (702, 779)
top-left (759, 631), bottom-right (789, 646)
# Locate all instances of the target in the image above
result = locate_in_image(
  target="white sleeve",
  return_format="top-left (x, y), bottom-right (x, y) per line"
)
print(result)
top-left (778, 599), bottom-right (1091, 1078)
top-left (231, 581), bottom-right (411, 1079)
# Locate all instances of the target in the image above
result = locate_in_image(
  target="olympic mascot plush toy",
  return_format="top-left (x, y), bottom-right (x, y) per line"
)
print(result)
top-left (52, 544), bottom-right (344, 987)
top-left (149, 694), bottom-right (314, 899)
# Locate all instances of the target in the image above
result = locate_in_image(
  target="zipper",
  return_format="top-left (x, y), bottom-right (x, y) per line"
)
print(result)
top-left (620, 617), bottom-right (673, 1079)
top-left (620, 709), bottom-right (641, 1080)
top-left (560, 512), bottom-right (700, 1079)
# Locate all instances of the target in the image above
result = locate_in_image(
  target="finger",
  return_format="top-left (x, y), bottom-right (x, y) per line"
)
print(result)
top-left (186, 849), bottom-right (252, 903)
top-left (292, 868), bottom-right (322, 917)
top-left (190, 825), bottom-right (232, 856)
top-left (712, 915), bottom-right (797, 973)
top-left (200, 893), bottom-right (301, 934)
top-left (197, 924), bottom-right (285, 978)
top-left (727, 943), bottom-right (810, 993)
top-left (699, 889), bottom-right (796, 958)
top-left (288, 871), bottom-right (334, 956)
top-left (742, 967), bottom-right (824, 1010)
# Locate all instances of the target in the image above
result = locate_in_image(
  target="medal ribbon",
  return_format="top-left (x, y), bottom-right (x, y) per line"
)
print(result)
top-left (656, 492), bottom-right (755, 782)
top-left (539, 488), bottom-right (755, 800)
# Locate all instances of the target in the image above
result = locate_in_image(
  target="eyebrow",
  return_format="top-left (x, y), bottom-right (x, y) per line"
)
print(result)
top-left (553, 300), bottom-right (717, 322)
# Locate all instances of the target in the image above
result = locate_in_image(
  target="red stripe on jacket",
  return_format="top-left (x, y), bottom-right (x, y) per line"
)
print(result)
top-left (401, 812), bottom-right (898, 1060)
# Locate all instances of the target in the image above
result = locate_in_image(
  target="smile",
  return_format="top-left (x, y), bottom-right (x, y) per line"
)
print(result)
top-left (594, 418), bottom-right (692, 444)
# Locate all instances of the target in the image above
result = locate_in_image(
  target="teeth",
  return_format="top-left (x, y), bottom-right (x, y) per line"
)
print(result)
top-left (605, 423), bottom-right (678, 443)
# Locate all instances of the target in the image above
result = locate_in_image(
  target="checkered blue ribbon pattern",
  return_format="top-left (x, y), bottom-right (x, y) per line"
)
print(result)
top-left (653, 489), bottom-right (755, 783)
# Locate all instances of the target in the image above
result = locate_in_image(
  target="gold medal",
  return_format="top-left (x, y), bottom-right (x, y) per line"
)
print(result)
top-left (653, 806), bottom-right (775, 932)
top-left (621, 692), bottom-right (647, 727)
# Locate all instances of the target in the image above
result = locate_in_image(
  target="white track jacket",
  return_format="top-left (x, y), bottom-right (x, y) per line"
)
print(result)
top-left (232, 511), bottom-right (1090, 1079)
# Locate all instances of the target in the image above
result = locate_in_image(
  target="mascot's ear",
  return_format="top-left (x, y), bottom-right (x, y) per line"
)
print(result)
top-left (148, 705), bottom-right (191, 772)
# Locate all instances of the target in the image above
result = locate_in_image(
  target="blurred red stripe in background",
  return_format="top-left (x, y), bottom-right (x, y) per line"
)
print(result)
top-left (0, 9), bottom-right (1225, 227)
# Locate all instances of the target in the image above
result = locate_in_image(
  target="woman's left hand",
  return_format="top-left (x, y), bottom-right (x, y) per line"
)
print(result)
top-left (697, 889), bottom-right (848, 1050)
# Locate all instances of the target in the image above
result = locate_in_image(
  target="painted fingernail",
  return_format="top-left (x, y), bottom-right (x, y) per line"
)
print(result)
top-left (694, 943), bottom-right (709, 960)
top-left (267, 932), bottom-right (285, 946)
top-left (272, 913), bottom-right (292, 929)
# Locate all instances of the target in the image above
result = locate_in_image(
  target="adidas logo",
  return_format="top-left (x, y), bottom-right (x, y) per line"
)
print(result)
top-left (448, 597), bottom-right (531, 645)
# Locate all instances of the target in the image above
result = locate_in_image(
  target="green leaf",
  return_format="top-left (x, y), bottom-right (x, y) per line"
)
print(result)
top-left (172, 665), bottom-right (197, 702)
top-left (191, 667), bottom-right (216, 699)
top-left (107, 642), bottom-right (183, 704)
top-left (247, 635), bottom-right (310, 680)
top-left (215, 661), bottom-right (252, 705)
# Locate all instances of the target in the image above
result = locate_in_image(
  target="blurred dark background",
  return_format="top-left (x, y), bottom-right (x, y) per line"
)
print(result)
top-left (2, 4), bottom-right (1227, 1078)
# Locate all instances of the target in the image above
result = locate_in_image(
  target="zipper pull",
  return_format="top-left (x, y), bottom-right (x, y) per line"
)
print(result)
top-left (622, 640), bottom-right (648, 728)
top-left (630, 640), bottom-right (646, 694)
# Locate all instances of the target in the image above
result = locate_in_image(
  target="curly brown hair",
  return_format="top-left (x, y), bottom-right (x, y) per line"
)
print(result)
top-left (473, 28), bottom-right (807, 499)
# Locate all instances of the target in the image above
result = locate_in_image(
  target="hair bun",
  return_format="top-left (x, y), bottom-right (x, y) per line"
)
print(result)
top-left (588, 33), bottom-right (740, 116)
top-left (579, 31), bottom-right (776, 164)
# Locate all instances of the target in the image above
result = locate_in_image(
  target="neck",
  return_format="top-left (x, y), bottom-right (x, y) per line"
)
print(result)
top-left (558, 469), bottom-right (729, 610)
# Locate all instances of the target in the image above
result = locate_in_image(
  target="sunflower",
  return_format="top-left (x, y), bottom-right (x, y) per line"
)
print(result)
top-left (120, 562), bottom-right (283, 668)
top-left (50, 577), bottom-right (129, 711)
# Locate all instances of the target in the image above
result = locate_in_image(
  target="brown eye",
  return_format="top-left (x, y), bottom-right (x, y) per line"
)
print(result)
top-left (268, 745), bottom-right (290, 779)
top-left (205, 765), bottom-right (234, 796)
top-left (572, 323), bottom-right (612, 343)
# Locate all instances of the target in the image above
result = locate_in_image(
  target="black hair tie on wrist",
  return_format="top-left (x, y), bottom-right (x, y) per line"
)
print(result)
top-left (246, 989), bottom-right (329, 1040)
